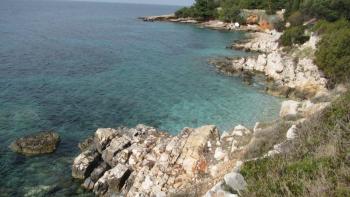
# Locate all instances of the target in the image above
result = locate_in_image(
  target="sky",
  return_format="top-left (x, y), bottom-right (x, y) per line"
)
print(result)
top-left (77, 0), bottom-right (194, 6)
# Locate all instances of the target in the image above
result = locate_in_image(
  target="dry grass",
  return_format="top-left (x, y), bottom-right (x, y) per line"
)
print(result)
top-left (240, 91), bottom-right (350, 196)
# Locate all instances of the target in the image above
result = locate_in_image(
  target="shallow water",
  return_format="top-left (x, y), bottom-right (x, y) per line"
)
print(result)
top-left (0, 0), bottom-right (281, 196)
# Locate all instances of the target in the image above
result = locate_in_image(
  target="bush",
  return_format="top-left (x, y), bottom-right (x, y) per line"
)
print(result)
top-left (288, 11), bottom-right (304, 26)
top-left (315, 20), bottom-right (350, 83)
top-left (280, 26), bottom-right (310, 46)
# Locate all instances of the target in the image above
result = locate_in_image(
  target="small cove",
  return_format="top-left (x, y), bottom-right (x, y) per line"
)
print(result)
top-left (0, 0), bottom-right (282, 196)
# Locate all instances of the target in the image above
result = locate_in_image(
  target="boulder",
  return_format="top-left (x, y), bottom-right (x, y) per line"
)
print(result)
top-left (78, 136), bottom-right (95, 151)
top-left (10, 131), bottom-right (60, 156)
top-left (178, 125), bottom-right (219, 176)
top-left (93, 164), bottom-right (132, 196)
top-left (214, 147), bottom-right (227, 161)
top-left (279, 100), bottom-right (300, 120)
top-left (101, 135), bottom-right (131, 166)
top-left (286, 125), bottom-right (297, 140)
top-left (224, 172), bottom-right (247, 193)
top-left (90, 162), bottom-right (110, 182)
top-left (266, 51), bottom-right (284, 79)
top-left (231, 125), bottom-right (251, 137)
top-left (72, 149), bottom-right (100, 179)
top-left (94, 128), bottom-right (120, 154)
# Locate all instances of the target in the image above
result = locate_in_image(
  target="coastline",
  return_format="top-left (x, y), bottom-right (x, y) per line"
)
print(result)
top-left (70, 15), bottom-right (346, 196)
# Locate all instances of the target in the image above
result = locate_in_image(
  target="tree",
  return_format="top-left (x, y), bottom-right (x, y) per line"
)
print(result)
top-left (219, 0), bottom-right (243, 22)
top-left (194, 0), bottom-right (217, 20)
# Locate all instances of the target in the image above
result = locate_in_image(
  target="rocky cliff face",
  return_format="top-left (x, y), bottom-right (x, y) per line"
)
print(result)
top-left (213, 31), bottom-right (328, 99)
top-left (72, 124), bottom-right (254, 196)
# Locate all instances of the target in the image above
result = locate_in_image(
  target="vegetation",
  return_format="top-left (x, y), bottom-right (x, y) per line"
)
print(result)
top-left (314, 19), bottom-right (350, 84)
top-left (241, 91), bottom-right (350, 196)
top-left (280, 25), bottom-right (310, 46)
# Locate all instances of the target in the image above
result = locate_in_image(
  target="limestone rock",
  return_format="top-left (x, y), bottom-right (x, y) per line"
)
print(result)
top-left (72, 149), bottom-right (100, 179)
top-left (232, 125), bottom-right (251, 137)
top-left (93, 164), bottom-right (131, 196)
top-left (224, 172), bottom-right (247, 192)
top-left (214, 147), bottom-right (227, 161)
top-left (95, 128), bottom-right (120, 154)
top-left (90, 162), bottom-right (110, 182)
top-left (286, 125), bottom-right (297, 140)
top-left (10, 131), bottom-right (60, 156)
top-left (279, 100), bottom-right (300, 120)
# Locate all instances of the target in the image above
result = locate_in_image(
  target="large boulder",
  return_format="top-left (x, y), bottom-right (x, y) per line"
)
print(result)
top-left (10, 131), bottom-right (60, 156)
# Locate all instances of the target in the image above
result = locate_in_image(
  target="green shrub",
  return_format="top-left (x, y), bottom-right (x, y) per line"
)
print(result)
top-left (314, 19), bottom-right (350, 83)
top-left (288, 11), bottom-right (304, 26)
top-left (280, 26), bottom-right (310, 46)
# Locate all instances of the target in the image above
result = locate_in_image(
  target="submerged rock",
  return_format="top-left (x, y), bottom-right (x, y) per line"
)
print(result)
top-left (10, 131), bottom-right (60, 156)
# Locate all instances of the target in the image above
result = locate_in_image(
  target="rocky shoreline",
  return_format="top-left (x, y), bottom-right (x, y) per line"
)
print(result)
top-left (71, 16), bottom-right (346, 196)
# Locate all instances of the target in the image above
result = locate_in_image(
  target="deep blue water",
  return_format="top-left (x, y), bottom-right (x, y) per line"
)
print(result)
top-left (0, 0), bottom-right (281, 196)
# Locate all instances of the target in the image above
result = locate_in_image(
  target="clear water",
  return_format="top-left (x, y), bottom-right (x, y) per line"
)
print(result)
top-left (0, 0), bottom-right (281, 196)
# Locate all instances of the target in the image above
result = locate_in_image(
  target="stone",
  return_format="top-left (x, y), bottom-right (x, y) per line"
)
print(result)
top-left (93, 164), bottom-right (131, 196)
top-left (78, 136), bottom-right (95, 151)
top-left (266, 51), bottom-right (284, 79)
top-left (72, 149), bottom-right (100, 179)
top-left (10, 131), bottom-right (60, 156)
top-left (179, 125), bottom-right (219, 176)
top-left (214, 147), bottom-right (227, 161)
top-left (279, 100), bottom-right (300, 120)
top-left (95, 128), bottom-right (120, 153)
top-left (231, 125), bottom-right (251, 136)
top-left (82, 177), bottom-right (95, 191)
top-left (90, 162), bottom-right (110, 182)
top-left (102, 135), bottom-right (131, 166)
top-left (224, 172), bottom-right (247, 192)
top-left (286, 125), bottom-right (297, 140)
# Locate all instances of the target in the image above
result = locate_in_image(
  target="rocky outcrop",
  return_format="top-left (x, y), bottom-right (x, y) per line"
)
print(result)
top-left (10, 131), bottom-right (60, 156)
top-left (280, 99), bottom-right (331, 120)
top-left (72, 124), bottom-right (256, 196)
top-left (213, 31), bottom-right (328, 99)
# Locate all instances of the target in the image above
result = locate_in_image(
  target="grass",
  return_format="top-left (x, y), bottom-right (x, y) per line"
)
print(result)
top-left (240, 91), bottom-right (350, 197)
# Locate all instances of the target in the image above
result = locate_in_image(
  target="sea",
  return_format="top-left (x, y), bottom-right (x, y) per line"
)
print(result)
top-left (0, 0), bottom-right (281, 196)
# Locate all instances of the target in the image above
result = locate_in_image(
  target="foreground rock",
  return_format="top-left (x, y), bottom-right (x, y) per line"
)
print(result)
top-left (10, 131), bottom-right (60, 156)
top-left (72, 124), bottom-right (254, 196)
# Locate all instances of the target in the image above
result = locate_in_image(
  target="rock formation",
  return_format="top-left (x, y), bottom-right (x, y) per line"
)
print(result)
top-left (72, 124), bottom-right (255, 196)
top-left (10, 131), bottom-right (60, 156)
top-left (212, 31), bottom-right (328, 99)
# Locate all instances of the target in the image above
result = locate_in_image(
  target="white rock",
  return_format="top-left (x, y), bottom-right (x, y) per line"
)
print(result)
top-left (224, 172), bottom-right (247, 192)
top-left (214, 147), bottom-right (227, 161)
top-left (141, 176), bottom-right (153, 191)
top-left (266, 51), bottom-right (284, 79)
top-left (255, 54), bottom-right (267, 72)
top-left (232, 125), bottom-right (251, 136)
top-left (286, 125), bottom-right (297, 140)
top-left (279, 100), bottom-right (300, 120)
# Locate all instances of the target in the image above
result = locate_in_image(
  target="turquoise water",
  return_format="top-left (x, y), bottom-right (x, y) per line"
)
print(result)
top-left (0, 0), bottom-right (281, 196)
